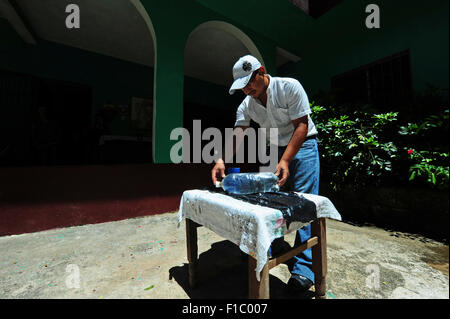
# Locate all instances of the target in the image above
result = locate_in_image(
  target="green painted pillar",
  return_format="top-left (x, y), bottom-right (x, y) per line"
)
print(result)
top-left (152, 37), bottom-right (185, 163)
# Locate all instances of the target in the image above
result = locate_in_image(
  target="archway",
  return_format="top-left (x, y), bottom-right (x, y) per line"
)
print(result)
top-left (183, 21), bottom-right (264, 163)
top-left (0, 0), bottom-right (157, 165)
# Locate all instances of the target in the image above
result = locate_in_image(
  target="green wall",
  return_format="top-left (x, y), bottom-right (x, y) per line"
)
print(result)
top-left (281, 0), bottom-right (449, 96)
top-left (139, 0), bottom-right (277, 163)
top-left (1, 0), bottom-right (447, 164)
top-left (197, 0), bottom-right (449, 95)
top-left (0, 12), bottom-right (267, 139)
top-left (144, 0), bottom-right (449, 162)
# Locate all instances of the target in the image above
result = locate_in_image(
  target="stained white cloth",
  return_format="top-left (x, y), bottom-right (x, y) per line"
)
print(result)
top-left (234, 75), bottom-right (318, 146)
top-left (177, 189), bottom-right (342, 281)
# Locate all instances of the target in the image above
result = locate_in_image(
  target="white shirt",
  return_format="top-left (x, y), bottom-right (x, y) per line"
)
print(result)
top-left (234, 75), bottom-right (318, 147)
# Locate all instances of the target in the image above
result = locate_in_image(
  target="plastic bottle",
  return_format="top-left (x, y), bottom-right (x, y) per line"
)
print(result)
top-left (226, 167), bottom-right (241, 174)
top-left (215, 172), bottom-right (280, 194)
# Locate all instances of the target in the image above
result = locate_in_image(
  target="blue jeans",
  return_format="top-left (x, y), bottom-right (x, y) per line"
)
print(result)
top-left (269, 138), bottom-right (320, 282)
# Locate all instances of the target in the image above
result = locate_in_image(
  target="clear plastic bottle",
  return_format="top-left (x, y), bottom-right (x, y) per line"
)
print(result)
top-left (215, 172), bottom-right (280, 194)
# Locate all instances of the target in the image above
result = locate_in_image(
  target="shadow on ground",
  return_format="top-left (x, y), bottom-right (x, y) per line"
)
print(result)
top-left (342, 218), bottom-right (448, 244)
top-left (169, 240), bottom-right (315, 299)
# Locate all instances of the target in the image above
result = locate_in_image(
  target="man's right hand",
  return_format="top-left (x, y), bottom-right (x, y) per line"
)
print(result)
top-left (211, 158), bottom-right (226, 186)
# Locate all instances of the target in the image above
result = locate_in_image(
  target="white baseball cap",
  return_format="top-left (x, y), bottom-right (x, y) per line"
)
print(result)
top-left (229, 55), bottom-right (262, 95)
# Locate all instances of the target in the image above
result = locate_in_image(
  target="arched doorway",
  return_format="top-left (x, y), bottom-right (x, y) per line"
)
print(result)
top-left (0, 0), bottom-right (156, 166)
top-left (183, 21), bottom-right (264, 163)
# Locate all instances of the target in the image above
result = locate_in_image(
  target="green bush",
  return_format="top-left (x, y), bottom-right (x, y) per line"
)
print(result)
top-left (406, 149), bottom-right (449, 189)
top-left (398, 109), bottom-right (449, 189)
top-left (310, 103), bottom-right (449, 191)
top-left (311, 104), bottom-right (398, 191)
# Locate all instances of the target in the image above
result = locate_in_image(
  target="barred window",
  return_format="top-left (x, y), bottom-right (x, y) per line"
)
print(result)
top-left (331, 50), bottom-right (413, 109)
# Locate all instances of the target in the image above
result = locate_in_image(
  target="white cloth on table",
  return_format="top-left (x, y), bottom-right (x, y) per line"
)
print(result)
top-left (177, 189), bottom-right (342, 281)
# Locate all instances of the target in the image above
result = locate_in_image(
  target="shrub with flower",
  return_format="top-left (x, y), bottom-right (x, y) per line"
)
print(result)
top-left (406, 148), bottom-right (449, 189)
top-left (310, 101), bottom-right (448, 191)
top-left (310, 103), bottom-right (398, 191)
top-left (399, 109), bottom-right (449, 189)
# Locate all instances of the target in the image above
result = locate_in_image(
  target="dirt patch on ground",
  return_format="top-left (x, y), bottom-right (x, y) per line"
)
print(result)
top-left (422, 245), bottom-right (449, 276)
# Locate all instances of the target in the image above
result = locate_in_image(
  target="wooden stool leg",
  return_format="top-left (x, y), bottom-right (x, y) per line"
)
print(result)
top-left (186, 219), bottom-right (198, 288)
top-left (312, 218), bottom-right (327, 299)
top-left (248, 255), bottom-right (269, 299)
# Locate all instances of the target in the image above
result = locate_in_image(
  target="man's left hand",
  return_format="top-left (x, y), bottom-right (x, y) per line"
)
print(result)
top-left (274, 159), bottom-right (290, 187)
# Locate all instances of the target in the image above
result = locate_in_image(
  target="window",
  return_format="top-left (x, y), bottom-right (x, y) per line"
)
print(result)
top-left (289, 0), bottom-right (344, 18)
top-left (331, 50), bottom-right (413, 108)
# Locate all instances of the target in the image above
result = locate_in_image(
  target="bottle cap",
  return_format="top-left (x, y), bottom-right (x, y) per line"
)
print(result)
top-left (226, 167), bottom-right (240, 174)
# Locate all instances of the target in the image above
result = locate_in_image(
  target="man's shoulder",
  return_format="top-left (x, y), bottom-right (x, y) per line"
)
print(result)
top-left (271, 76), bottom-right (304, 96)
top-left (272, 76), bottom-right (300, 84)
top-left (238, 95), bottom-right (252, 109)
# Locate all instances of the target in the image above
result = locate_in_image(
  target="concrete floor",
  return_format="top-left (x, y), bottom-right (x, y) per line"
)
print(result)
top-left (0, 211), bottom-right (448, 299)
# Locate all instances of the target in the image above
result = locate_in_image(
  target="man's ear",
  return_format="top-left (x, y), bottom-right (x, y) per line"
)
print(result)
top-left (258, 66), bottom-right (266, 75)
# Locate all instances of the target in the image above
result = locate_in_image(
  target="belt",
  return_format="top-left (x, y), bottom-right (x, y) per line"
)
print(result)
top-left (304, 134), bottom-right (318, 141)
top-left (277, 134), bottom-right (317, 149)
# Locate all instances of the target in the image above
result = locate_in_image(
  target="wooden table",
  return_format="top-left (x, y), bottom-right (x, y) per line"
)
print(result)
top-left (185, 217), bottom-right (327, 299)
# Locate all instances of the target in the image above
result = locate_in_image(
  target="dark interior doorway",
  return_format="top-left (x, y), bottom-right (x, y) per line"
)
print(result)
top-left (0, 69), bottom-right (92, 166)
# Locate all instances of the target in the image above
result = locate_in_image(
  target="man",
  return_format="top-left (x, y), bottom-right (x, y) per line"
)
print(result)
top-left (211, 55), bottom-right (320, 292)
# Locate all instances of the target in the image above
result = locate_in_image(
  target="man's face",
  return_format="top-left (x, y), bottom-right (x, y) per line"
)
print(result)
top-left (241, 69), bottom-right (266, 98)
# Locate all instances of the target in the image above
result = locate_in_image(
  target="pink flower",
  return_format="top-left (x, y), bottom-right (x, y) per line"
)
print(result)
top-left (408, 149), bottom-right (414, 155)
